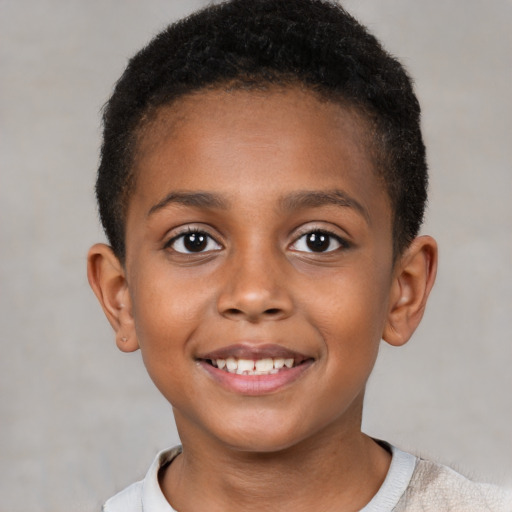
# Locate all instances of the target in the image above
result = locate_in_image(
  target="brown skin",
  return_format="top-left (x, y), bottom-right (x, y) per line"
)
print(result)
top-left (88, 87), bottom-right (437, 511)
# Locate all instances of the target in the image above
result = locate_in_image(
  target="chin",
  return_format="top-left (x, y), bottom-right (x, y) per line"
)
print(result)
top-left (213, 417), bottom-right (315, 455)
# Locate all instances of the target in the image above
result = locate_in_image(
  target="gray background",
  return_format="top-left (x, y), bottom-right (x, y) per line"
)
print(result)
top-left (1, 1), bottom-right (511, 510)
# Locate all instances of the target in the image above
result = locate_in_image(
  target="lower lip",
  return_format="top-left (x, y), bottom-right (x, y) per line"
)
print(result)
top-left (198, 360), bottom-right (314, 395)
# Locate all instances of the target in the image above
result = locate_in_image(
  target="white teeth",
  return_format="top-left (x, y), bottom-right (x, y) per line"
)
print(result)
top-left (255, 358), bottom-right (274, 372)
top-left (212, 356), bottom-right (298, 374)
top-left (237, 359), bottom-right (255, 374)
top-left (273, 358), bottom-right (285, 369)
top-left (226, 357), bottom-right (237, 371)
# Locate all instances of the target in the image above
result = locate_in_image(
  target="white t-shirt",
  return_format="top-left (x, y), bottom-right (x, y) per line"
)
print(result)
top-left (102, 444), bottom-right (512, 511)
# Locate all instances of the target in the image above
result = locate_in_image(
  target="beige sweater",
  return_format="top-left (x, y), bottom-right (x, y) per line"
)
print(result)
top-left (394, 458), bottom-right (512, 512)
top-left (103, 445), bottom-right (512, 511)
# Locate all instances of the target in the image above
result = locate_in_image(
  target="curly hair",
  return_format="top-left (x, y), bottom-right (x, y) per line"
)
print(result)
top-left (97, 0), bottom-right (427, 260)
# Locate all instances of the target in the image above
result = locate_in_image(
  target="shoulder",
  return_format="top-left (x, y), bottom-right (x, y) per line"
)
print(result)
top-left (102, 480), bottom-right (144, 512)
top-left (396, 458), bottom-right (512, 512)
top-left (101, 446), bottom-right (182, 512)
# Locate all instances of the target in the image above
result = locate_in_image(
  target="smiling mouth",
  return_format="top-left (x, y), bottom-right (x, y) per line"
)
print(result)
top-left (198, 345), bottom-right (313, 377)
top-left (197, 346), bottom-right (314, 394)
top-left (206, 356), bottom-right (304, 375)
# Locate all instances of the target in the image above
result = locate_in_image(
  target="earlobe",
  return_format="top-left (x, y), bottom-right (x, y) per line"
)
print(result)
top-left (87, 243), bottom-right (139, 352)
top-left (382, 236), bottom-right (438, 347)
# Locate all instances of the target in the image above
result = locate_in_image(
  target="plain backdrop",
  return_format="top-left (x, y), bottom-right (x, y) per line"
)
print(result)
top-left (1, 1), bottom-right (511, 510)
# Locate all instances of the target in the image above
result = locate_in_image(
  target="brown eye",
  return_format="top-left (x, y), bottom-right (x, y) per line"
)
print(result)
top-left (306, 232), bottom-right (331, 252)
top-left (168, 230), bottom-right (221, 254)
top-left (184, 232), bottom-right (207, 252)
top-left (290, 230), bottom-right (345, 253)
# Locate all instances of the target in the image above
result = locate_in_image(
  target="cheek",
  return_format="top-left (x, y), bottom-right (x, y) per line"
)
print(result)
top-left (306, 266), bottom-right (391, 340)
top-left (130, 264), bottom-right (214, 358)
top-left (302, 264), bottom-right (392, 387)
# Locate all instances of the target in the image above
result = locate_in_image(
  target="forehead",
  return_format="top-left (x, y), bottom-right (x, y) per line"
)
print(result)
top-left (136, 87), bottom-right (372, 162)
top-left (130, 87), bottom-right (389, 223)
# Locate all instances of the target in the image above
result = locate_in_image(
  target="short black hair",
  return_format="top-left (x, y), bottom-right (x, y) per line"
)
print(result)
top-left (97, 0), bottom-right (427, 260)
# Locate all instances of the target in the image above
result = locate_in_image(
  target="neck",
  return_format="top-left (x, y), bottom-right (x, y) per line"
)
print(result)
top-left (161, 413), bottom-right (390, 511)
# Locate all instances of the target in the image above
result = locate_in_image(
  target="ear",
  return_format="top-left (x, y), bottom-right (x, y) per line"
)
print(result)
top-left (382, 235), bottom-right (438, 347)
top-left (87, 243), bottom-right (139, 352)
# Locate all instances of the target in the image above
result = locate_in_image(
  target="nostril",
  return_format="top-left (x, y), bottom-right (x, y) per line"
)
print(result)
top-left (225, 308), bottom-right (243, 316)
top-left (222, 307), bottom-right (283, 319)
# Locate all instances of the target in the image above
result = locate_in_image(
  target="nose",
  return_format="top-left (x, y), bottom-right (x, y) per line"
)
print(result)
top-left (216, 249), bottom-right (294, 323)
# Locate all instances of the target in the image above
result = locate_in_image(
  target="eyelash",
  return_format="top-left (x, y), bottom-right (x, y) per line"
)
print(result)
top-left (290, 229), bottom-right (350, 254)
top-left (164, 227), bottom-right (349, 255)
top-left (165, 228), bottom-right (222, 254)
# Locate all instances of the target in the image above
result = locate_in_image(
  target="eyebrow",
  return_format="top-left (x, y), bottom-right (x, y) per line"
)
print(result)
top-left (280, 190), bottom-right (370, 224)
top-left (147, 189), bottom-right (369, 222)
top-left (147, 191), bottom-right (229, 217)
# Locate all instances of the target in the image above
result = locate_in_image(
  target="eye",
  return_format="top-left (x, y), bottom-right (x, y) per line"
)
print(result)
top-left (290, 230), bottom-right (346, 253)
top-left (167, 230), bottom-right (222, 254)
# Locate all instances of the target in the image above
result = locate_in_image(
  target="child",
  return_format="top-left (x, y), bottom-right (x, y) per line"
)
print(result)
top-left (87, 0), bottom-right (511, 510)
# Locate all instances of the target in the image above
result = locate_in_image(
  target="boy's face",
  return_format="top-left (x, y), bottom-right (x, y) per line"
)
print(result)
top-left (94, 87), bottom-right (431, 453)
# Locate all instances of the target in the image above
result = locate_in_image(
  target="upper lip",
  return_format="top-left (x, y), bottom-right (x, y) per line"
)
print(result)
top-left (197, 343), bottom-right (312, 363)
